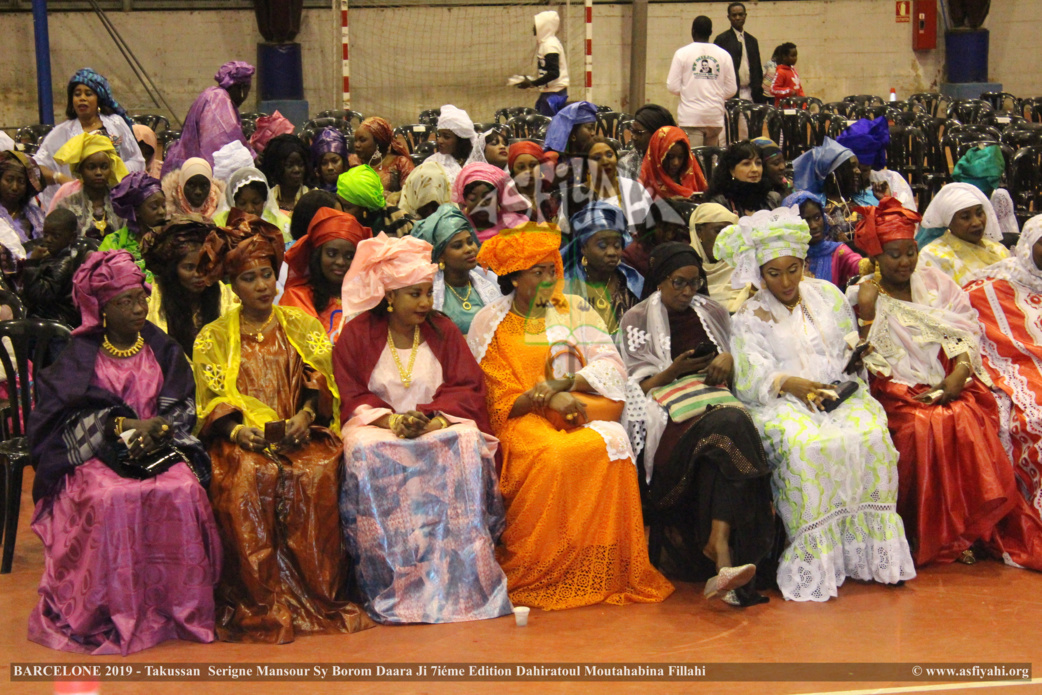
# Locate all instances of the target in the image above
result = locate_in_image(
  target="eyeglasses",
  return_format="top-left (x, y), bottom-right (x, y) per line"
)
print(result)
top-left (668, 275), bottom-right (704, 291)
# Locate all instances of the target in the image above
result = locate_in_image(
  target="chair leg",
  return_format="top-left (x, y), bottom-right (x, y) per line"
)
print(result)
top-left (1, 458), bottom-right (23, 574)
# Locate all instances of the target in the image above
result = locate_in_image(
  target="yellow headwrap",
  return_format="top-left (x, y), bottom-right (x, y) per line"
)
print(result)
top-left (54, 132), bottom-right (129, 187)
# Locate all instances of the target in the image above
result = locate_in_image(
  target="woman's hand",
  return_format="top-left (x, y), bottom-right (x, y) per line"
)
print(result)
top-left (917, 366), bottom-right (969, 405)
top-left (234, 426), bottom-right (267, 453)
top-left (780, 377), bottom-right (831, 412)
top-left (516, 78), bottom-right (534, 90)
top-left (391, 410), bottom-right (430, 439)
top-left (123, 417), bottom-right (172, 458)
top-left (547, 391), bottom-right (588, 426)
top-left (669, 349), bottom-right (716, 381)
top-left (871, 179), bottom-right (891, 200)
top-left (280, 412), bottom-right (312, 450)
top-left (703, 353), bottom-right (734, 386)
top-left (422, 415), bottom-right (451, 435)
top-left (528, 378), bottom-right (573, 411)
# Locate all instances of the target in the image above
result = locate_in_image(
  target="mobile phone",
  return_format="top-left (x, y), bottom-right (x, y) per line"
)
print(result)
top-left (693, 341), bottom-right (718, 359)
top-left (264, 420), bottom-right (286, 444)
top-left (843, 341), bottom-right (871, 374)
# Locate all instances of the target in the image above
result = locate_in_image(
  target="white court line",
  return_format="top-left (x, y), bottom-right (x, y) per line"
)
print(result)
top-left (796, 677), bottom-right (1042, 695)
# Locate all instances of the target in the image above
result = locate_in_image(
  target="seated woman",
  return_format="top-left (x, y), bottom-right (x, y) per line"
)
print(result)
top-left (851, 199), bottom-right (1042, 569)
top-left (213, 166), bottom-right (291, 238)
top-left (0, 150), bottom-right (46, 241)
top-left (543, 101), bottom-right (597, 163)
top-left (104, 170), bottom-right (168, 279)
top-left (398, 158), bottom-right (452, 221)
top-left (23, 208), bottom-right (97, 326)
top-left (689, 202), bottom-right (750, 312)
top-left (951, 145), bottom-right (1018, 239)
top-left (337, 165), bottom-right (414, 238)
top-left (556, 137), bottom-right (653, 237)
top-left (53, 132), bottom-right (129, 239)
top-left (705, 141), bottom-right (780, 216)
top-left (466, 128), bottom-right (510, 169)
top-left (792, 137), bottom-right (861, 241)
top-left (468, 222), bottom-right (674, 610)
top-left (752, 137), bottom-right (791, 199)
top-left (785, 190), bottom-right (863, 288)
top-left (918, 182), bottom-right (1009, 285)
top-left (620, 242), bottom-right (775, 607)
top-left (562, 201), bottom-right (643, 334)
top-left (836, 116), bottom-right (916, 211)
top-left (260, 134), bottom-right (311, 213)
top-left (132, 123), bottom-right (164, 179)
top-left (349, 117), bottom-right (414, 203)
top-left (508, 141), bottom-right (559, 224)
top-left (616, 104), bottom-right (675, 181)
top-left (638, 126), bottom-right (707, 201)
top-left (453, 163), bottom-right (529, 243)
top-left (410, 203), bottom-right (500, 334)
top-left (163, 157), bottom-right (224, 220)
top-left (622, 197), bottom-right (695, 278)
top-left (431, 105), bottom-right (478, 183)
top-left (334, 233), bottom-right (510, 624)
top-left (310, 127), bottom-right (348, 193)
top-left (716, 208), bottom-right (916, 601)
top-left (27, 250), bottom-right (220, 654)
top-left (192, 211), bottom-right (371, 642)
top-left (141, 216), bottom-right (239, 355)
top-left (280, 207), bottom-right (372, 341)
top-left (964, 216), bottom-right (1042, 534)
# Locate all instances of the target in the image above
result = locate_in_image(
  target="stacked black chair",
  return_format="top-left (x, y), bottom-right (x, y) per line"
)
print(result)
top-left (238, 112), bottom-right (269, 139)
top-left (724, 98), bottom-right (753, 143)
top-left (843, 94), bottom-right (885, 107)
top-left (495, 107), bottom-right (535, 124)
top-left (392, 124), bottom-right (436, 154)
top-left (506, 114), bottom-right (551, 140)
top-left (300, 117), bottom-right (352, 146)
top-left (0, 291), bottom-right (24, 321)
top-left (314, 109), bottom-right (364, 128)
top-left (887, 125), bottom-right (930, 209)
top-left (909, 93), bottom-right (943, 116)
top-left (778, 108), bottom-right (815, 160)
top-left (410, 140), bottom-right (437, 167)
top-left (156, 129), bottom-right (181, 153)
top-left (14, 124), bottom-right (53, 155)
top-left (779, 96), bottom-right (824, 113)
top-left (692, 146), bottom-right (727, 184)
top-left (947, 99), bottom-right (995, 125)
top-left (1010, 145), bottom-right (1042, 227)
top-left (418, 109), bottom-right (441, 126)
top-left (130, 114), bottom-right (170, 133)
top-left (596, 111), bottom-right (632, 140)
top-left (980, 92), bottom-right (1020, 115)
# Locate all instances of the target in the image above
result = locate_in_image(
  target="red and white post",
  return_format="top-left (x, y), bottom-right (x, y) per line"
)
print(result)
top-left (340, 0), bottom-right (351, 110)
top-left (584, 0), bottom-right (593, 101)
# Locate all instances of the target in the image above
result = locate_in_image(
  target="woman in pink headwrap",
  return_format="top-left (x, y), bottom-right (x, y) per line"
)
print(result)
top-left (162, 157), bottom-right (224, 220)
top-left (191, 211), bottom-right (372, 643)
top-left (132, 123), bottom-right (164, 179)
top-left (27, 249), bottom-right (222, 655)
top-left (333, 232), bottom-right (509, 624)
top-left (452, 162), bottom-right (529, 243)
top-left (347, 117), bottom-right (415, 204)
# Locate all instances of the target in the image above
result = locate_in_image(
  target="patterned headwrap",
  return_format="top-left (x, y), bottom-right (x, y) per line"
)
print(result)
top-left (310, 128), bottom-right (349, 167)
top-left (398, 158), bottom-right (452, 217)
top-left (751, 137), bottom-right (782, 160)
top-left (953, 145), bottom-right (1005, 198)
top-left (358, 117), bottom-right (410, 158)
top-left (53, 132), bottom-right (129, 187)
top-left (853, 196), bottom-right (922, 257)
top-left (792, 137), bottom-right (855, 195)
top-left (507, 140), bottom-right (558, 171)
top-left (409, 203), bottom-right (477, 262)
top-left (141, 215), bottom-right (214, 271)
top-left (197, 209), bottom-right (285, 283)
top-left (284, 207), bottom-right (372, 280)
top-left (714, 207), bottom-right (811, 289)
top-left (341, 232), bottom-right (438, 316)
top-left (337, 165), bottom-right (386, 210)
top-left (563, 201), bottom-right (629, 273)
top-left (640, 125), bottom-right (708, 199)
top-left (68, 68), bottom-right (134, 128)
top-left (543, 101), bottom-right (598, 153)
top-left (249, 111), bottom-right (295, 154)
top-left (476, 221), bottom-right (564, 280)
top-left (920, 182), bottom-right (1002, 243)
top-left (71, 249), bottom-right (150, 335)
top-left (0, 151), bottom-right (43, 202)
top-left (836, 116), bottom-right (890, 170)
top-left (110, 170), bottom-right (163, 233)
top-left (214, 61), bottom-right (256, 89)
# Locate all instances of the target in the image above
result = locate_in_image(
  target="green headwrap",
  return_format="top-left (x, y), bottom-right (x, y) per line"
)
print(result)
top-left (952, 145), bottom-right (1004, 197)
top-left (336, 164), bottom-right (387, 210)
top-left (713, 209), bottom-right (811, 289)
top-left (409, 203), bottom-right (477, 261)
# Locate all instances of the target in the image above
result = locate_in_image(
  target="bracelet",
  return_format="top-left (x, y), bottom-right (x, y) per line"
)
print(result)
top-left (301, 404), bottom-right (317, 424)
top-left (229, 424), bottom-right (246, 443)
top-left (857, 318), bottom-right (874, 327)
top-left (953, 362), bottom-right (972, 376)
top-left (114, 416), bottom-right (126, 437)
top-left (388, 413), bottom-right (402, 432)
top-left (434, 415), bottom-right (450, 429)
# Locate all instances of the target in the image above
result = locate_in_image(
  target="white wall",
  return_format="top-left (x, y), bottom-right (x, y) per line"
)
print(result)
top-left (1, 1), bottom-right (1040, 132)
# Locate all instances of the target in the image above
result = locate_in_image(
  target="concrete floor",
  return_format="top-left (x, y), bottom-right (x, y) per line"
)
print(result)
top-left (2, 469), bottom-right (1041, 695)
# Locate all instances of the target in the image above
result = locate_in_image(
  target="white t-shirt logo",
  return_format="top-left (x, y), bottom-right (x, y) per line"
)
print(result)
top-left (692, 56), bottom-right (720, 79)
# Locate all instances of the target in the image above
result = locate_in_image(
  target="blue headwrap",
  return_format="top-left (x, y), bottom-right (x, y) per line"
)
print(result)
top-left (410, 203), bottom-right (477, 262)
top-left (836, 116), bottom-right (890, 170)
top-left (792, 137), bottom-right (856, 195)
top-left (69, 68), bottom-right (134, 129)
top-left (543, 101), bottom-right (598, 153)
top-left (563, 201), bottom-right (643, 297)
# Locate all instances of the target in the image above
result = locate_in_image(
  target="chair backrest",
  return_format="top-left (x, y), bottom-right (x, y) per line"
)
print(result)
top-left (238, 112), bottom-right (269, 139)
top-left (821, 102), bottom-right (855, 118)
top-left (595, 111), bottom-right (632, 139)
top-left (0, 319), bottom-right (72, 439)
top-left (843, 94), bottom-right (884, 107)
top-left (852, 104), bottom-right (889, 120)
top-left (418, 109), bottom-right (441, 126)
top-left (1010, 146), bottom-right (1042, 213)
top-left (980, 92), bottom-right (1020, 114)
top-left (947, 99), bottom-right (995, 125)
top-left (691, 146), bottom-right (727, 184)
top-left (314, 109), bottom-right (364, 127)
top-left (392, 124), bottom-right (435, 154)
top-left (779, 96), bottom-right (824, 113)
top-left (130, 114), bottom-right (170, 133)
top-left (909, 93), bottom-right (943, 116)
top-left (0, 290), bottom-right (25, 320)
top-left (1001, 127), bottom-right (1042, 152)
top-left (778, 109), bottom-right (814, 160)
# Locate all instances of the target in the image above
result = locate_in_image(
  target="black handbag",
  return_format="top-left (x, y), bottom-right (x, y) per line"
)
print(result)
top-left (821, 381), bottom-right (859, 413)
top-left (103, 440), bottom-right (187, 480)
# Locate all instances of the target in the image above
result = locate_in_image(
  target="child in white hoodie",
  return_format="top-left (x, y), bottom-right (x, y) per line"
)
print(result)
top-left (516, 10), bottom-right (570, 116)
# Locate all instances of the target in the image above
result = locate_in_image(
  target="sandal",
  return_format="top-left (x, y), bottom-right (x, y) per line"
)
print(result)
top-left (704, 564), bottom-right (757, 600)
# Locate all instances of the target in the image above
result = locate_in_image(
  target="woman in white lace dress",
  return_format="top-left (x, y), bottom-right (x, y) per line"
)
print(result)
top-left (715, 208), bottom-right (916, 601)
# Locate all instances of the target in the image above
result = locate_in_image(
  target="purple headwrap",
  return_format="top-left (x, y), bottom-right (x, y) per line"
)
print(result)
top-left (110, 171), bottom-right (163, 233)
top-left (214, 61), bottom-right (256, 90)
top-left (836, 116), bottom-right (891, 170)
top-left (310, 127), bottom-right (348, 164)
top-left (71, 250), bottom-right (150, 335)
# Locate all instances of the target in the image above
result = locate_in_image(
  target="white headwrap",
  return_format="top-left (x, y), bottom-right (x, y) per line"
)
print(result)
top-left (920, 182), bottom-right (1002, 242)
top-left (212, 140), bottom-right (257, 183)
top-left (713, 207), bottom-right (811, 289)
top-left (437, 105), bottom-right (477, 141)
top-left (0, 131), bottom-right (14, 154)
top-left (1016, 215), bottom-right (1042, 280)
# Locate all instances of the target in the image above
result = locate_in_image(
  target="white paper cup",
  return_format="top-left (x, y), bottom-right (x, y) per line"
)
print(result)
top-left (512, 606), bottom-right (530, 626)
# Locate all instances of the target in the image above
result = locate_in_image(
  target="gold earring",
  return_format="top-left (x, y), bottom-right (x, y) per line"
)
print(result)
top-left (581, 256), bottom-right (588, 268)
top-left (438, 261), bottom-right (445, 270)
top-left (102, 313), bottom-right (107, 328)
top-left (387, 304), bottom-right (394, 313)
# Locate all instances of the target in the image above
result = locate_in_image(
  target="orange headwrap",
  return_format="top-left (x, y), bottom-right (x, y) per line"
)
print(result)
top-left (198, 209), bottom-right (285, 283)
top-left (475, 221), bottom-right (564, 280)
top-left (358, 117), bottom-right (410, 158)
top-left (507, 141), bottom-right (558, 172)
top-left (854, 196), bottom-right (922, 257)
top-left (284, 207), bottom-right (372, 281)
top-left (639, 125), bottom-right (707, 200)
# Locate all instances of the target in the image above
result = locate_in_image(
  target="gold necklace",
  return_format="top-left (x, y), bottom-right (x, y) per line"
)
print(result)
top-left (103, 333), bottom-right (144, 358)
top-left (447, 281), bottom-right (474, 311)
top-left (241, 311), bottom-right (275, 342)
top-left (387, 325), bottom-right (420, 388)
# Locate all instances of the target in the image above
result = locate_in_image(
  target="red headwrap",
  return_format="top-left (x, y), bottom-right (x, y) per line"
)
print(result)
top-left (198, 209), bottom-right (285, 283)
top-left (358, 117), bottom-right (411, 158)
top-left (854, 196), bottom-right (922, 257)
top-left (507, 141), bottom-right (558, 172)
top-left (639, 126), bottom-right (707, 200)
top-left (284, 207), bottom-right (372, 281)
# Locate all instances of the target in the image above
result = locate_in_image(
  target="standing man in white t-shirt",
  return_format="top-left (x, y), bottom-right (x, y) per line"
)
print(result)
top-left (667, 16), bottom-right (736, 147)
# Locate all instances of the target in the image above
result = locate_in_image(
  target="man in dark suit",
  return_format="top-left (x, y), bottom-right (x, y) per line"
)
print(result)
top-left (713, 2), bottom-right (765, 104)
